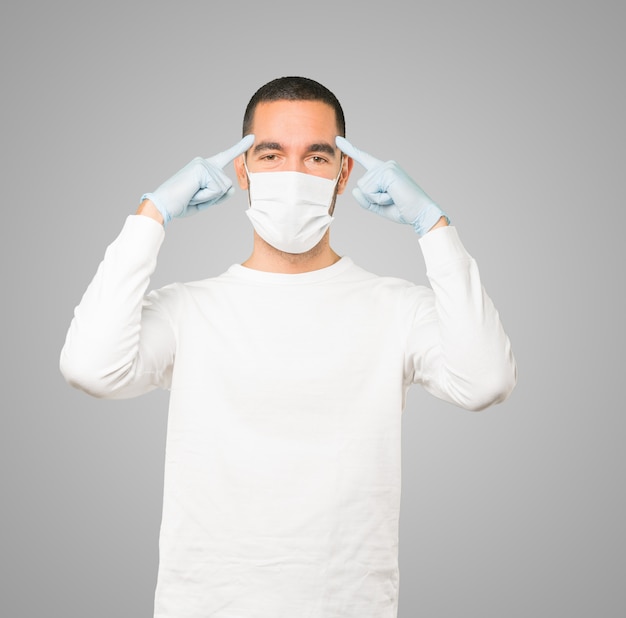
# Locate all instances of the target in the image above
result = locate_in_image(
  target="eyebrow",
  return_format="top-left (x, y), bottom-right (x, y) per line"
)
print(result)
top-left (252, 141), bottom-right (337, 156)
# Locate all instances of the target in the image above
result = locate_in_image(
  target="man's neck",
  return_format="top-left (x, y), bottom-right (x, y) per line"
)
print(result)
top-left (241, 233), bottom-right (341, 274)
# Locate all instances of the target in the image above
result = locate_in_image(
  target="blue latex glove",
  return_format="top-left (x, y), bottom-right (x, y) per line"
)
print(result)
top-left (141, 135), bottom-right (254, 224)
top-left (336, 136), bottom-right (449, 236)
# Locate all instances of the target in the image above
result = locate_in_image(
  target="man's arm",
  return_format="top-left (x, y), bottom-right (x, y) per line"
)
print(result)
top-left (136, 198), bottom-right (164, 225)
top-left (60, 137), bottom-right (254, 398)
top-left (410, 225), bottom-right (516, 410)
top-left (60, 215), bottom-right (174, 398)
top-left (336, 137), bottom-right (516, 410)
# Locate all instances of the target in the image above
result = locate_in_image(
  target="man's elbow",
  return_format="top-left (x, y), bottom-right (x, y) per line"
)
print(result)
top-left (59, 349), bottom-right (132, 399)
top-left (462, 360), bottom-right (518, 412)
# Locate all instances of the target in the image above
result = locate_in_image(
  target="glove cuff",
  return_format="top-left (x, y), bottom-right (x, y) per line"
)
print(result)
top-left (140, 193), bottom-right (171, 225)
top-left (412, 203), bottom-right (450, 236)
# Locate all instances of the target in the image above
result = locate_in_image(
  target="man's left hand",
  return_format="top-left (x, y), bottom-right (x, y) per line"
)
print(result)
top-left (336, 136), bottom-right (448, 236)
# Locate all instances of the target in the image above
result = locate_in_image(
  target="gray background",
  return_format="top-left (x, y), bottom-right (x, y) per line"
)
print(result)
top-left (1, 1), bottom-right (624, 616)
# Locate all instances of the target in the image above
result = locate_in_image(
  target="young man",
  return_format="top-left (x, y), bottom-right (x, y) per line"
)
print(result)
top-left (61, 76), bottom-right (516, 618)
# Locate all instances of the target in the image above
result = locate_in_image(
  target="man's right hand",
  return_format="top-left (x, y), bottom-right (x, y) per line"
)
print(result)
top-left (139, 135), bottom-right (254, 225)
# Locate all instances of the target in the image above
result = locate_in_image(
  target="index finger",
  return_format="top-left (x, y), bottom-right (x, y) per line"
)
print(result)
top-left (208, 134), bottom-right (255, 169)
top-left (335, 136), bottom-right (383, 171)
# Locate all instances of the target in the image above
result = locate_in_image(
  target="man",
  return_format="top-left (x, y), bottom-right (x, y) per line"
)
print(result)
top-left (61, 76), bottom-right (516, 618)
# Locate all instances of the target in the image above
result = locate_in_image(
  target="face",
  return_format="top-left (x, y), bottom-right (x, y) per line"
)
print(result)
top-left (234, 99), bottom-right (353, 194)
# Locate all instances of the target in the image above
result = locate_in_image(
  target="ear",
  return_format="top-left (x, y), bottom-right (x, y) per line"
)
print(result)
top-left (336, 156), bottom-right (354, 195)
top-left (233, 154), bottom-right (249, 190)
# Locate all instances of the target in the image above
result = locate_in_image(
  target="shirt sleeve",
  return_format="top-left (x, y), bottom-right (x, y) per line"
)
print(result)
top-left (60, 215), bottom-right (176, 399)
top-left (405, 226), bottom-right (517, 411)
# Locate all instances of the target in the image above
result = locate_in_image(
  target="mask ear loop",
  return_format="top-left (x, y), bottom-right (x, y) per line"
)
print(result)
top-left (335, 153), bottom-right (344, 183)
top-left (329, 153), bottom-right (344, 216)
top-left (243, 156), bottom-right (252, 207)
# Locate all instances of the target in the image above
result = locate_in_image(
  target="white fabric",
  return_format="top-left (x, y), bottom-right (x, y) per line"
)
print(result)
top-left (60, 216), bottom-right (516, 618)
top-left (244, 164), bottom-right (340, 254)
top-left (245, 170), bottom-right (336, 253)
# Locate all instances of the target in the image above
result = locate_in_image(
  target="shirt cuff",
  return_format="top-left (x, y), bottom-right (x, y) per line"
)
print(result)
top-left (418, 225), bottom-right (472, 272)
top-left (115, 215), bottom-right (166, 263)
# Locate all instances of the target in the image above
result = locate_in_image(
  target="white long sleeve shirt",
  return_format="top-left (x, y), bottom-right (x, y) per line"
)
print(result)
top-left (60, 216), bottom-right (516, 618)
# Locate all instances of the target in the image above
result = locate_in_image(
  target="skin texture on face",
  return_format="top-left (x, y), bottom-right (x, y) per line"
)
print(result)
top-left (234, 100), bottom-right (352, 190)
top-left (235, 100), bottom-right (354, 273)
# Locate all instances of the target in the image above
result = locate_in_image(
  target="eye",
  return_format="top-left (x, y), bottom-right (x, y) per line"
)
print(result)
top-left (255, 153), bottom-right (283, 169)
top-left (307, 155), bottom-right (330, 166)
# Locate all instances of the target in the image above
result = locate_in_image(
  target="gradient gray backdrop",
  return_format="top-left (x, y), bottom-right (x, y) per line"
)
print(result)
top-left (2, 1), bottom-right (624, 616)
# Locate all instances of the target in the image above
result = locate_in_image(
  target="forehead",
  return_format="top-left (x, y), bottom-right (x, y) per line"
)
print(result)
top-left (250, 100), bottom-right (340, 139)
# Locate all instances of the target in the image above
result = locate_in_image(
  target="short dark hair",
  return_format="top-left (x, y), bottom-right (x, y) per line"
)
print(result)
top-left (242, 76), bottom-right (346, 137)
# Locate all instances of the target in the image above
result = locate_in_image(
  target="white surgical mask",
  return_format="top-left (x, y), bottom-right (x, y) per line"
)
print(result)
top-left (244, 161), bottom-right (342, 254)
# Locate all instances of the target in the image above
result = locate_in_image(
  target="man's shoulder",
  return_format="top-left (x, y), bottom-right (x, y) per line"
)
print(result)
top-left (147, 259), bottom-right (428, 304)
top-left (337, 260), bottom-right (434, 313)
top-left (346, 259), bottom-right (419, 289)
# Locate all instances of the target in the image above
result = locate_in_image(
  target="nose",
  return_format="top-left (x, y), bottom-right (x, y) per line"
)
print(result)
top-left (283, 156), bottom-right (308, 173)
